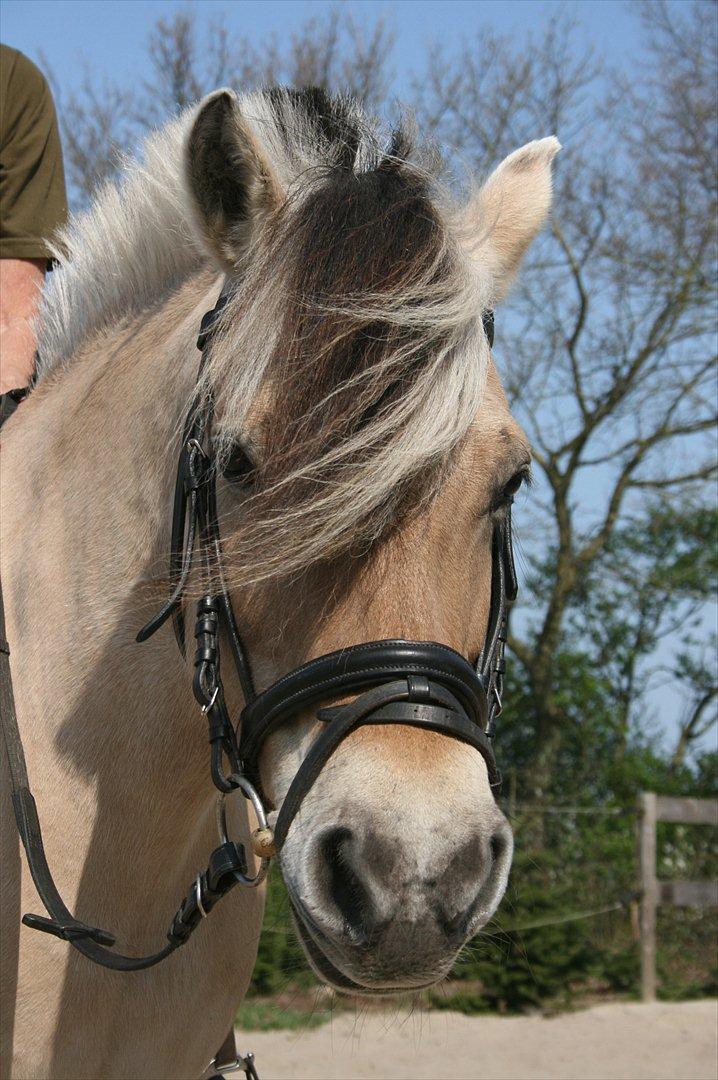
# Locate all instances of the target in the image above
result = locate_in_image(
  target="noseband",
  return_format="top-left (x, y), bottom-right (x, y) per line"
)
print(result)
top-left (1, 283), bottom-right (516, 980)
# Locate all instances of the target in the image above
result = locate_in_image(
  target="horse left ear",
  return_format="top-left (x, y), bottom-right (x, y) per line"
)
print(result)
top-left (463, 136), bottom-right (561, 300)
top-left (184, 89), bottom-right (284, 272)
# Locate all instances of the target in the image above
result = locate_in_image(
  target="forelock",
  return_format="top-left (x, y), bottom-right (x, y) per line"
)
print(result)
top-left (199, 92), bottom-right (491, 587)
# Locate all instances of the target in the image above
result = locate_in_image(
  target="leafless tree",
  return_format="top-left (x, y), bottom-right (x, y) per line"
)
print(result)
top-left (416, 2), bottom-right (717, 790)
top-left (48, 7), bottom-right (394, 204)
top-left (669, 645), bottom-right (718, 771)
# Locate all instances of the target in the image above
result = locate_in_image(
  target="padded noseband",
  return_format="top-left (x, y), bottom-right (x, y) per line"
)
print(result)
top-left (239, 639), bottom-right (500, 848)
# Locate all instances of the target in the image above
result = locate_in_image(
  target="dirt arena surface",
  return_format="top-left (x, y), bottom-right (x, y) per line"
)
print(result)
top-left (238, 999), bottom-right (717, 1080)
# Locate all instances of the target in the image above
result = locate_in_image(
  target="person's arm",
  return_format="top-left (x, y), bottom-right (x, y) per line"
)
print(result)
top-left (0, 257), bottom-right (44, 392)
top-left (0, 46), bottom-right (67, 401)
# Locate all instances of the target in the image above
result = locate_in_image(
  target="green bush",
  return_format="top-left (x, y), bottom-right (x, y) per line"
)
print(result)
top-left (248, 866), bottom-right (314, 996)
top-left (236, 1000), bottom-right (329, 1031)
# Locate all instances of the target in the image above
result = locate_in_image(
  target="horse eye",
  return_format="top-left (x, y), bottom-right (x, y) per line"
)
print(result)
top-left (482, 309), bottom-right (495, 348)
top-left (221, 442), bottom-right (256, 484)
top-left (501, 468), bottom-right (529, 501)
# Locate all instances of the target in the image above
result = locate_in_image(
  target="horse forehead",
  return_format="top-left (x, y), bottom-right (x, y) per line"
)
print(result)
top-left (467, 364), bottom-right (529, 462)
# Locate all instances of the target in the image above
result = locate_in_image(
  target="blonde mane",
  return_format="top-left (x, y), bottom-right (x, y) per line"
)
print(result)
top-left (37, 88), bottom-right (494, 587)
top-left (37, 90), bottom-right (395, 373)
top-left (37, 112), bottom-right (203, 373)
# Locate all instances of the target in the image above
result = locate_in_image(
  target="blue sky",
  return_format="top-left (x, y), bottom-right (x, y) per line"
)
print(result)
top-left (4, 0), bottom-right (644, 104)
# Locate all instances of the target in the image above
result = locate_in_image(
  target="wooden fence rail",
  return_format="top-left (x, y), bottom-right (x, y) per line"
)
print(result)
top-left (638, 791), bottom-right (718, 1001)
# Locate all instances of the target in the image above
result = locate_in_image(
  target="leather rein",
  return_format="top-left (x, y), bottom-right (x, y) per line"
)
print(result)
top-left (0, 285), bottom-right (516, 1074)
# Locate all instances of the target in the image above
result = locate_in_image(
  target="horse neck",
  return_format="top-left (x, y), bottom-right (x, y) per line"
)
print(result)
top-left (2, 270), bottom-right (231, 918)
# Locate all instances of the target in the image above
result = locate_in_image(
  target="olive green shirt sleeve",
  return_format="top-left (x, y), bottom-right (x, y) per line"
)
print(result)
top-left (0, 45), bottom-right (68, 260)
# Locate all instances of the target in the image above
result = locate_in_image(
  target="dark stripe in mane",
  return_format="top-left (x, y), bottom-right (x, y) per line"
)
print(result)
top-left (266, 86), bottom-right (361, 171)
top-left (198, 87), bottom-right (484, 587)
top-left (250, 117), bottom-right (455, 525)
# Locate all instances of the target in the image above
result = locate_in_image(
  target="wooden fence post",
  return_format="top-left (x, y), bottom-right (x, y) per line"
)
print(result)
top-left (637, 791), bottom-right (717, 1002)
top-left (638, 791), bottom-right (658, 1002)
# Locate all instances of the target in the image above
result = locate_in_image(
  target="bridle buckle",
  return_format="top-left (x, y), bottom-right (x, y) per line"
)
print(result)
top-left (210, 1049), bottom-right (259, 1079)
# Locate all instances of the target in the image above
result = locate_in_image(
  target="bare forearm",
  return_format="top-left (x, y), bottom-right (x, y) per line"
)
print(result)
top-left (0, 258), bottom-right (45, 392)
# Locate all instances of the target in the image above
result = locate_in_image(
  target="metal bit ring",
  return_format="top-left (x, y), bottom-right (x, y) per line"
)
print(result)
top-left (216, 773), bottom-right (272, 888)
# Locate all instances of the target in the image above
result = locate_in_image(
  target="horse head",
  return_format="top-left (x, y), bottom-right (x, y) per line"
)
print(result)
top-left (180, 88), bottom-right (559, 993)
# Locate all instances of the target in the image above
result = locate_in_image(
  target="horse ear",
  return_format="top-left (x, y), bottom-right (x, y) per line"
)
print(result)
top-left (185, 89), bottom-right (283, 272)
top-left (464, 137), bottom-right (561, 300)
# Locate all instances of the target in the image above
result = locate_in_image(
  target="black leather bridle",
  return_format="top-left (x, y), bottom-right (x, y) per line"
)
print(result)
top-left (136, 286), bottom-right (516, 855)
top-left (0, 284), bottom-right (517, 985)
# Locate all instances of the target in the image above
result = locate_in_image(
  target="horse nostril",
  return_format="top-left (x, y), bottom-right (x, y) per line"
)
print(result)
top-left (319, 827), bottom-right (374, 944)
top-left (434, 822), bottom-right (513, 942)
top-left (490, 824), bottom-right (510, 863)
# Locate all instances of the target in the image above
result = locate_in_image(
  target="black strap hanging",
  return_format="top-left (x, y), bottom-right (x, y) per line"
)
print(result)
top-left (0, 286), bottom-right (253, 972)
top-left (0, 575), bottom-right (251, 970)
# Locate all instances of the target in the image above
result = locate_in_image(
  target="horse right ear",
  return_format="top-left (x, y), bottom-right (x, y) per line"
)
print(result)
top-left (184, 89), bottom-right (283, 272)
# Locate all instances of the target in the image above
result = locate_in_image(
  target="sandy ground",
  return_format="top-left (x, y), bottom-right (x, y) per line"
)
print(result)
top-left (236, 1000), bottom-right (718, 1080)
